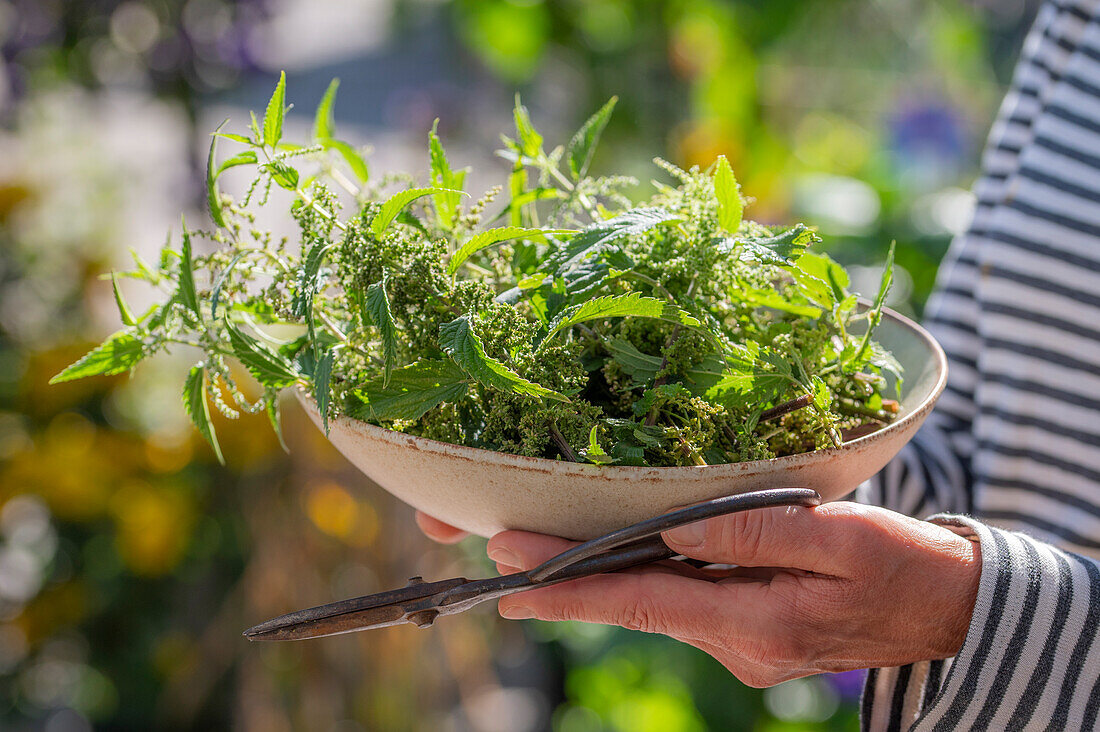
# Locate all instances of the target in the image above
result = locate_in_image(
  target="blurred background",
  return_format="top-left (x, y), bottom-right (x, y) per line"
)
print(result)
top-left (0, 1), bottom-right (1039, 729)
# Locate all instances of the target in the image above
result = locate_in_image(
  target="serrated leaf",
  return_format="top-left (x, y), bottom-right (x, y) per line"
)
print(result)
top-left (429, 120), bottom-right (469, 231)
top-left (323, 138), bottom-right (369, 182)
top-left (848, 242), bottom-right (896, 369)
top-left (714, 155), bottom-right (743, 234)
top-left (225, 318), bottom-right (300, 388)
top-left (365, 277), bottom-right (398, 386)
top-left (178, 221), bottom-right (201, 319)
top-left (291, 241), bottom-right (330, 348)
top-left (551, 208), bottom-right (681, 276)
top-left (513, 96), bottom-right (543, 158)
top-left (448, 226), bottom-right (573, 277)
top-left (215, 131), bottom-right (252, 144)
top-left (348, 360), bottom-right (470, 422)
top-left (313, 347), bottom-right (335, 434)
top-left (265, 161), bottom-right (299, 190)
top-left (313, 78), bottom-right (339, 141)
top-left (50, 330), bottom-right (146, 383)
top-left (736, 224), bottom-right (819, 267)
top-left (370, 187), bottom-right (461, 238)
top-left (217, 150), bottom-right (257, 176)
top-left (543, 293), bottom-right (701, 345)
top-left (263, 71), bottom-right (286, 147)
top-left (207, 120), bottom-right (229, 228)
top-left (811, 375), bottom-right (831, 412)
top-left (183, 365), bottom-right (224, 464)
top-left (111, 272), bottom-right (136, 326)
top-left (567, 96), bottom-right (617, 180)
top-left (439, 316), bottom-right (567, 402)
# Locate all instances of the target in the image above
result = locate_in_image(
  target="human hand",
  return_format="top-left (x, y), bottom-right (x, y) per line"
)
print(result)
top-left (486, 501), bottom-right (981, 687)
top-left (414, 511), bottom-right (469, 544)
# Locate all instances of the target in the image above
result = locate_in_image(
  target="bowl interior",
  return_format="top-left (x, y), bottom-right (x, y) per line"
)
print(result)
top-left (305, 306), bottom-right (946, 539)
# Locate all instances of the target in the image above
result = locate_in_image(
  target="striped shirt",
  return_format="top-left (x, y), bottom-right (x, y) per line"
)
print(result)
top-left (858, 1), bottom-right (1100, 729)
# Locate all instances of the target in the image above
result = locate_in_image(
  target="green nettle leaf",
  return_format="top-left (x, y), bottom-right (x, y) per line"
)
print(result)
top-left (513, 97), bottom-right (543, 158)
top-left (50, 330), bottom-right (146, 384)
top-left (582, 426), bottom-right (614, 465)
top-left (365, 277), bottom-right (398, 386)
top-left (566, 96), bottom-right (617, 180)
top-left (428, 120), bottom-right (469, 231)
top-left (178, 223), bottom-right (201, 319)
top-left (714, 155), bottom-right (743, 234)
top-left (369, 187), bottom-right (461, 238)
top-left (225, 319), bottom-right (300, 388)
top-left (217, 150), bottom-right (258, 176)
top-left (348, 360), bottom-right (470, 422)
top-left (324, 139), bottom-right (369, 183)
top-left (811, 375), bottom-right (831, 413)
top-left (543, 293), bottom-right (702, 345)
top-left (313, 347), bottom-right (336, 434)
top-left (265, 391), bottom-right (289, 453)
top-left (265, 161), bottom-right (299, 190)
top-left (448, 227), bottom-right (574, 277)
top-left (263, 71), bottom-right (287, 147)
top-left (111, 273), bottom-right (136, 326)
top-left (439, 316), bottom-right (568, 402)
top-left (313, 78), bottom-right (339, 141)
top-left (183, 364), bottom-right (224, 464)
top-left (849, 242), bottom-right (896, 368)
top-left (552, 208), bottom-right (681, 275)
top-left (207, 120), bottom-right (230, 228)
top-left (291, 241), bottom-right (331, 346)
top-left (736, 224), bottom-right (819, 266)
top-left (605, 338), bottom-right (663, 383)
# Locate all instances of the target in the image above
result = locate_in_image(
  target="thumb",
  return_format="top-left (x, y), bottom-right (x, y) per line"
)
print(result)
top-left (661, 502), bottom-right (865, 572)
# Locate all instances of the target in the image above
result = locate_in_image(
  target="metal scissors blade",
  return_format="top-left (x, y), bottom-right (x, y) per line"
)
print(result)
top-left (243, 487), bottom-right (820, 642)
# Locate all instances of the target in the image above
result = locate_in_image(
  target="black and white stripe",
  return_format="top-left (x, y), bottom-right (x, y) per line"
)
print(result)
top-left (858, 1), bottom-right (1100, 728)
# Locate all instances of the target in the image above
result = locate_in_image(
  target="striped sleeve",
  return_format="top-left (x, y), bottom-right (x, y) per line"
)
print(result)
top-left (862, 516), bottom-right (1100, 731)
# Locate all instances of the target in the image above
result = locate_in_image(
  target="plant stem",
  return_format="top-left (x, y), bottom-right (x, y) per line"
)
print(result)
top-left (759, 393), bottom-right (812, 422)
top-left (549, 423), bottom-right (580, 462)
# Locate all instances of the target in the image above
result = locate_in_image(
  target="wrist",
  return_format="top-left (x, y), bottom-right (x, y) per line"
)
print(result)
top-left (922, 524), bottom-right (982, 658)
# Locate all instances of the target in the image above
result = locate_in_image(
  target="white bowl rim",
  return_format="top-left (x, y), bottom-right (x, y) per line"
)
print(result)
top-left (313, 305), bottom-right (947, 478)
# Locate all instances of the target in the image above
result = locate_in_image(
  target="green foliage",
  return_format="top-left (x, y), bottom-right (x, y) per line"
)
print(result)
top-left (439, 316), bottom-right (568, 402)
top-left (50, 330), bottom-right (146, 383)
top-left (57, 83), bottom-right (899, 467)
top-left (183, 364), bottom-right (224, 464)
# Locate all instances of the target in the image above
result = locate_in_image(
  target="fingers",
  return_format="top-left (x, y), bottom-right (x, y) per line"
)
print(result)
top-left (660, 501), bottom-right (875, 573)
top-left (414, 511), bottom-right (470, 544)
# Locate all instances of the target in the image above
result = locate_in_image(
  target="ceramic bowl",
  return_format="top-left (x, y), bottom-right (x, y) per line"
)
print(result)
top-left (299, 306), bottom-right (946, 540)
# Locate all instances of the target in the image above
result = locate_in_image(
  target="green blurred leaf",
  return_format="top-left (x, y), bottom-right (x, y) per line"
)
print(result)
top-left (265, 390), bottom-right (289, 453)
top-left (111, 272), bottom-right (136, 326)
top-left (50, 330), bottom-right (146, 383)
top-left (183, 364), bottom-right (224, 464)
top-left (582, 425), bottom-right (614, 465)
top-left (207, 120), bottom-right (229, 228)
top-left (217, 150), bottom-right (257, 176)
top-left (265, 161), bottom-right (299, 190)
top-left (429, 119), bottom-right (469, 231)
top-left (713, 155), bottom-right (742, 234)
top-left (513, 96), bottom-right (543, 158)
top-left (313, 78), bottom-right (339, 141)
top-left (566, 96), bottom-right (617, 180)
top-left (439, 316), bottom-right (567, 402)
top-left (324, 139), bottom-right (369, 183)
top-left (263, 71), bottom-right (286, 147)
top-left (313, 347), bottom-right (335, 434)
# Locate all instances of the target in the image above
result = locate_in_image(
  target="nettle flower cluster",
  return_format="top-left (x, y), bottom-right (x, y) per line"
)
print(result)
top-left (52, 74), bottom-right (900, 468)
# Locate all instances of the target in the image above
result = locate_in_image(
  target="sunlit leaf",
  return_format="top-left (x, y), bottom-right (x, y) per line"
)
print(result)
top-left (365, 276), bottom-right (398, 386)
top-left (111, 272), bottom-right (136, 326)
top-left (313, 78), bottom-right (339, 141)
top-left (543, 293), bottom-right (701, 345)
top-left (178, 220), bottom-right (201, 319)
top-left (348, 360), bottom-right (470, 422)
top-left (263, 71), bottom-right (286, 147)
top-left (225, 318), bottom-right (300, 388)
top-left (439, 316), bottom-right (567, 402)
top-left (448, 226), bottom-right (573, 277)
top-left (566, 96), bottom-right (617, 180)
top-left (714, 155), bottom-right (743, 234)
top-left (50, 330), bottom-right (146, 383)
top-left (370, 187), bottom-right (461, 238)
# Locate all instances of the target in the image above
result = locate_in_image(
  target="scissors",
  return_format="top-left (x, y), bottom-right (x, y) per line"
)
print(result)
top-left (243, 487), bottom-right (821, 641)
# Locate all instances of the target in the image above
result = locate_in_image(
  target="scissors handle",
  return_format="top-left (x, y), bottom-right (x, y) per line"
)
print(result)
top-left (243, 487), bottom-right (821, 640)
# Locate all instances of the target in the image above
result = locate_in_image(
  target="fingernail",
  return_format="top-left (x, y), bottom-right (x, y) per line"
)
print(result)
top-left (665, 521), bottom-right (706, 547)
top-left (500, 605), bottom-right (534, 620)
top-left (488, 546), bottom-right (518, 567)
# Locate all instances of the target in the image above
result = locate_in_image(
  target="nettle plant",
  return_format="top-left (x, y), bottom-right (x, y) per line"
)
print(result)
top-left (52, 73), bottom-right (901, 468)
